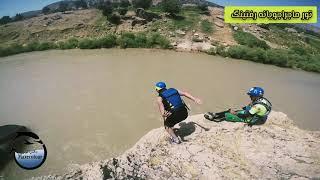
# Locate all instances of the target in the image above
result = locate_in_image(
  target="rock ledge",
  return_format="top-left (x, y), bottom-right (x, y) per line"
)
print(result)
top-left (32, 112), bottom-right (320, 180)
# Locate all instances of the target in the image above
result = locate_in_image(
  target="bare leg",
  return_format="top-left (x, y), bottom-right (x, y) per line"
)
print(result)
top-left (165, 126), bottom-right (177, 139)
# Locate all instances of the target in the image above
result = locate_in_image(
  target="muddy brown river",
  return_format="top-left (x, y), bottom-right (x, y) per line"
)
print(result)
top-left (0, 49), bottom-right (319, 179)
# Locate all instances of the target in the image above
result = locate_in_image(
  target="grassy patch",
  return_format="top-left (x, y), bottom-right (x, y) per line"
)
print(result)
top-left (200, 20), bottom-right (213, 34)
top-left (233, 31), bottom-right (269, 49)
top-left (58, 38), bottom-right (79, 49)
top-left (169, 7), bottom-right (201, 31)
top-left (117, 32), bottom-right (171, 49)
top-left (209, 44), bottom-right (320, 73)
top-left (265, 25), bottom-right (303, 48)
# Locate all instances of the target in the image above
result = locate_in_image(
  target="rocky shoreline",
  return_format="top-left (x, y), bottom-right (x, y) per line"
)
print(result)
top-left (30, 111), bottom-right (320, 180)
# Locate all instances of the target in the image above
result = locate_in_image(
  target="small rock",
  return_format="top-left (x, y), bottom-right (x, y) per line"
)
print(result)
top-left (233, 26), bottom-right (239, 31)
top-left (216, 15), bottom-right (224, 20)
top-left (214, 21), bottom-right (224, 28)
top-left (175, 30), bottom-right (186, 35)
top-left (116, 167), bottom-right (122, 173)
top-left (51, 14), bottom-right (62, 20)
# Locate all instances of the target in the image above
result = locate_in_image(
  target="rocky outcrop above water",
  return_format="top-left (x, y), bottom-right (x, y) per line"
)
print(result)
top-left (0, 125), bottom-right (26, 171)
top-left (31, 112), bottom-right (320, 180)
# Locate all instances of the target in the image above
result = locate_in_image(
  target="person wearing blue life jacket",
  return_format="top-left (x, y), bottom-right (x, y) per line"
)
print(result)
top-left (204, 87), bottom-right (272, 126)
top-left (155, 82), bottom-right (202, 144)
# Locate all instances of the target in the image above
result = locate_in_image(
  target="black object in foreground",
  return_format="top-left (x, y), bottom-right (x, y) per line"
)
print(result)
top-left (204, 112), bottom-right (224, 122)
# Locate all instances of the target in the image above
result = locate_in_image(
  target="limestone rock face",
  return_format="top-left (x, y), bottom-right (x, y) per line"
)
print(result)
top-left (31, 112), bottom-right (320, 180)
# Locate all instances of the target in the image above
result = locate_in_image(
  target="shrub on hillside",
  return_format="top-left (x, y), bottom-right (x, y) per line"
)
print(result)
top-left (147, 33), bottom-right (171, 49)
top-left (108, 13), bottom-right (121, 24)
top-left (135, 33), bottom-right (148, 47)
top-left (78, 39), bottom-right (98, 49)
top-left (99, 1), bottom-right (114, 16)
top-left (42, 7), bottom-right (51, 14)
top-left (0, 16), bottom-right (12, 25)
top-left (120, 0), bottom-right (131, 8)
top-left (227, 45), bottom-right (247, 59)
top-left (57, 1), bottom-right (69, 12)
top-left (245, 47), bottom-right (266, 62)
top-left (75, 0), bottom-right (88, 9)
top-left (161, 0), bottom-right (182, 15)
top-left (233, 31), bottom-right (270, 49)
top-left (132, 0), bottom-right (152, 9)
top-left (206, 47), bottom-right (216, 55)
top-left (227, 45), bottom-right (266, 63)
top-left (99, 34), bottom-right (117, 48)
top-left (200, 20), bottom-right (213, 34)
top-left (58, 38), bottom-right (79, 49)
top-left (25, 41), bottom-right (41, 51)
top-left (37, 42), bottom-right (57, 51)
top-left (117, 32), bottom-right (138, 48)
top-left (14, 14), bottom-right (24, 21)
top-left (216, 45), bottom-right (228, 57)
top-left (265, 49), bottom-right (288, 67)
top-left (118, 7), bottom-right (128, 15)
top-left (0, 43), bottom-right (25, 57)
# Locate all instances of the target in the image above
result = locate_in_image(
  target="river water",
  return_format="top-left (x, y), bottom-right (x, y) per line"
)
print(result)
top-left (0, 49), bottom-right (319, 179)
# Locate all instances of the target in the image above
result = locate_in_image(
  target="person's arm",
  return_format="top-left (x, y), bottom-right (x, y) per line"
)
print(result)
top-left (237, 105), bottom-right (259, 120)
top-left (178, 89), bottom-right (202, 104)
top-left (156, 97), bottom-right (171, 118)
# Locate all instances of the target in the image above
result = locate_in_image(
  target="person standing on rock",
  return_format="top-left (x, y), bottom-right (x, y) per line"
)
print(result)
top-left (204, 87), bottom-right (272, 126)
top-left (155, 82), bottom-right (202, 144)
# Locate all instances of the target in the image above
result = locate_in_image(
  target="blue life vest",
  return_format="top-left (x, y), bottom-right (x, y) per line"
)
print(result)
top-left (159, 88), bottom-right (185, 112)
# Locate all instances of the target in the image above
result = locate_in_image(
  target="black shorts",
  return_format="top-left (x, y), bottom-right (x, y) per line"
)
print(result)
top-left (164, 107), bottom-right (188, 128)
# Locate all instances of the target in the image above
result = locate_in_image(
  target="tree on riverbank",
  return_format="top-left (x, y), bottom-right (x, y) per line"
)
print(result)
top-left (132, 0), bottom-right (152, 9)
top-left (0, 16), bottom-right (11, 25)
top-left (161, 0), bottom-right (182, 15)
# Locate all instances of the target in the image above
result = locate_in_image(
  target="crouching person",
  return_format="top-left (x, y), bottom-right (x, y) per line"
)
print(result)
top-left (204, 87), bottom-right (272, 126)
top-left (155, 82), bottom-right (202, 144)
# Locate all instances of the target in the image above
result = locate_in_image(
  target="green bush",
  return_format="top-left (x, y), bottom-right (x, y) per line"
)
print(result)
top-left (118, 32), bottom-right (137, 48)
top-left (226, 45), bottom-right (266, 63)
top-left (216, 45), bottom-right (228, 57)
top-left (132, 0), bottom-right (152, 9)
top-left (78, 39), bottom-right (98, 49)
top-left (297, 54), bottom-right (320, 72)
top-left (99, 34), bottom-right (117, 48)
top-left (25, 41), bottom-right (41, 51)
top-left (0, 43), bottom-right (25, 57)
top-left (227, 45), bottom-right (247, 59)
top-left (161, 0), bottom-right (181, 15)
top-left (120, 0), bottom-right (130, 8)
top-left (108, 14), bottom-right (121, 25)
top-left (245, 48), bottom-right (266, 63)
top-left (198, 4), bottom-right (208, 12)
top-left (58, 38), bottom-right (79, 49)
top-left (200, 20), bottom-right (213, 34)
top-left (265, 49), bottom-right (288, 67)
top-left (147, 33), bottom-right (171, 49)
top-left (206, 47), bottom-right (216, 55)
top-left (234, 31), bottom-right (269, 49)
top-left (37, 42), bottom-right (57, 51)
top-left (118, 7), bottom-right (128, 15)
top-left (135, 33), bottom-right (148, 47)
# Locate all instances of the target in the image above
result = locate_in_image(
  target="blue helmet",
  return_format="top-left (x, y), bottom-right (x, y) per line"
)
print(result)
top-left (155, 82), bottom-right (166, 91)
top-left (247, 87), bottom-right (264, 97)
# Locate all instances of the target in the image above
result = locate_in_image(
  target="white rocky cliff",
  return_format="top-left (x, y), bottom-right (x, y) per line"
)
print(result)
top-left (32, 112), bottom-right (320, 180)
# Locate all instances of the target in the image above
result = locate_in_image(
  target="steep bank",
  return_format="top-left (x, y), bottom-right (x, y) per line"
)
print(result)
top-left (32, 111), bottom-right (320, 180)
